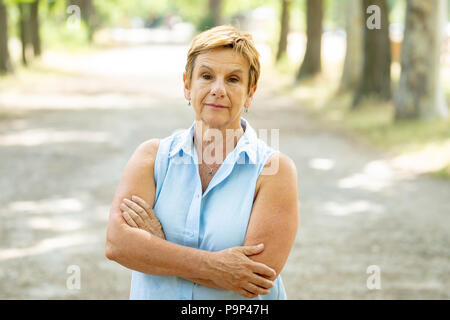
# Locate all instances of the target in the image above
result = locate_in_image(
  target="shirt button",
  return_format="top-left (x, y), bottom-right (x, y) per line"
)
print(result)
top-left (185, 231), bottom-right (194, 237)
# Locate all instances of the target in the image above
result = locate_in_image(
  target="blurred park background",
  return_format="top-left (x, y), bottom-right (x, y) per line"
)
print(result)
top-left (0, 0), bottom-right (449, 299)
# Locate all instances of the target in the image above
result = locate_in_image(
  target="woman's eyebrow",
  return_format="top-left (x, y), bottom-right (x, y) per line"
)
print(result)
top-left (199, 64), bottom-right (243, 74)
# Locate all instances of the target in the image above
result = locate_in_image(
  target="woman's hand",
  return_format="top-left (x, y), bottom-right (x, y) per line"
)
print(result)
top-left (119, 195), bottom-right (276, 299)
top-left (119, 195), bottom-right (166, 240)
top-left (205, 244), bottom-right (276, 299)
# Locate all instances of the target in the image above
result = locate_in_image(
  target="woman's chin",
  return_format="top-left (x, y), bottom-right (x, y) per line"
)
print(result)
top-left (200, 114), bottom-right (229, 128)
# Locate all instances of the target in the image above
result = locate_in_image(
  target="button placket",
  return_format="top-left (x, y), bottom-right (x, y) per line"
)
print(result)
top-left (183, 188), bottom-right (202, 247)
top-left (179, 189), bottom-right (202, 299)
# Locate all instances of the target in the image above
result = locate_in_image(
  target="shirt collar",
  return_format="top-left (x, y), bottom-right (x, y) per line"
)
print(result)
top-left (168, 120), bottom-right (196, 158)
top-left (168, 117), bottom-right (257, 164)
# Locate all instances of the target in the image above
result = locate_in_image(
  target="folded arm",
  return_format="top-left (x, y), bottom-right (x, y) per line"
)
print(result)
top-left (180, 153), bottom-right (299, 289)
top-left (105, 139), bottom-right (209, 279)
top-left (243, 152), bottom-right (299, 278)
top-left (105, 139), bottom-right (276, 298)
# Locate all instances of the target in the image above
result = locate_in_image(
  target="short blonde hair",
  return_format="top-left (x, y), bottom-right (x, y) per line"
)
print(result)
top-left (184, 25), bottom-right (260, 95)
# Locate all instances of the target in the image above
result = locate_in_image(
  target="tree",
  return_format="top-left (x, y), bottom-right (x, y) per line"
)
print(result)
top-left (16, 0), bottom-right (42, 65)
top-left (339, 0), bottom-right (363, 91)
top-left (394, 0), bottom-right (448, 120)
top-left (70, 0), bottom-right (96, 42)
top-left (352, 0), bottom-right (391, 108)
top-left (209, 0), bottom-right (222, 26)
top-left (30, 0), bottom-right (41, 57)
top-left (18, 1), bottom-right (32, 66)
top-left (296, 0), bottom-right (323, 81)
top-left (276, 0), bottom-right (291, 62)
top-left (0, 0), bottom-right (13, 74)
top-left (198, 0), bottom-right (223, 31)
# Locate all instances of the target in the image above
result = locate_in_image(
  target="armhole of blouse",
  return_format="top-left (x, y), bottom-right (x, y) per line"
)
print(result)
top-left (251, 148), bottom-right (279, 204)
top-left (256, 148), bottom-right (279, 178)
top-left (153, 137), bottom-right (172, 206)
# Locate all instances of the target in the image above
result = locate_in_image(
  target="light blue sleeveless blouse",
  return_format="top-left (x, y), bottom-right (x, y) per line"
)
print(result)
top-left (130, 118), bottom-right (286, 300)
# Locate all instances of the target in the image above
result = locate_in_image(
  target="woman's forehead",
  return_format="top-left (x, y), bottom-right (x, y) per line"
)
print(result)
top-left (194, 48), bottom-right (249, 72)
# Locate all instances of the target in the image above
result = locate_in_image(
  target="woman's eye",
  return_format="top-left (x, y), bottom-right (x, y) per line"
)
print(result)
top-left (201, 74), bottom-right (238, 82)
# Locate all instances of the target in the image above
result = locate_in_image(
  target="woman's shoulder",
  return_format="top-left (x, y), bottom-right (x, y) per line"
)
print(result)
top-left (260, 151), bottom-right (297, 179)
top-left (132, 129), bottom-right (185, 163)
top-left (133, 139), bottom-right (161, 164)
top-left (254, 151), bottom-right (298, 206)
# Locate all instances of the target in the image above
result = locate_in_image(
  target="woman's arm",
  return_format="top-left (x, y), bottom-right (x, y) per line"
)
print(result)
top-left (105, 139), bottom-right (276, 298)
top-left (182, 153), bottom-right (299, 292)
top-left (119, 196), bottom-right (274, 296)
top-left (243, 152), bottom-right (299, 278)
top-left (105, 139), bottom-right (210, 279)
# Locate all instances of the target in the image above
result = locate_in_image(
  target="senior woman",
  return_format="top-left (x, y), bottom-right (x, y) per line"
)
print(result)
top-left (105, 25), bottom-right (299, 300)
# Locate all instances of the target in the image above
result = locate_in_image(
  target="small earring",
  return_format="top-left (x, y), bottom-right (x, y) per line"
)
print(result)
top-left (188, 100), bottom-right (191, 106)
top-left (244, 107), bottom-right (248, 113)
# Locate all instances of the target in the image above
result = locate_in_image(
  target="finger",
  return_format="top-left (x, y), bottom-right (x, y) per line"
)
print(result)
top-left (120, 202), bottom-right (146, 228)
top-left (236, 288), bottom-right (258, 299)
top-left (123, 199), bottom-right (148, 222)
top-left (139, 206), bottom-right (161, 228)
top-left (122, 211), bottom-right (138, 228)
top-left (131, 196), bottom-right (159, 224)
top-left (251, 262), bottom-right (277, 280)
top-left (250, 274), bottom-right (274, 290)
top-left (244, 282), bottom-right (270, 296)
top-left (131, 195), bottom-right (152, 212)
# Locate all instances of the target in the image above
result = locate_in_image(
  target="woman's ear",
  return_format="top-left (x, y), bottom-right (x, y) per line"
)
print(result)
top-left (183, 72), bottom-right (191, 100)
top-left (244, 84), bottom-right (257, 108)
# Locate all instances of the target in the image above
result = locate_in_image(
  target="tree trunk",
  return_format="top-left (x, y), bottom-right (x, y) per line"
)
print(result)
top-left (339, 0), bottom-right (363, 91)
top-left (394, 0), bottom-right (448, 120)
top-left (70, 0), bottom-right (95, 42)
top-left (276, 0), bottom-right (291, 62)
top-left (18, 2), bottom-right (32, 66)
top-left (209, 0), bottom-right (222, 27)
top-left (296, 0), bottom-right (323, 81)
top-left (0, 0), bottom-right (13, 74)
top-left (70, 0), bottom-right (92, 24)
top-left (352, 0), bottom-right (391, 108)
top-left (30, 0), bottom-right (41, 57)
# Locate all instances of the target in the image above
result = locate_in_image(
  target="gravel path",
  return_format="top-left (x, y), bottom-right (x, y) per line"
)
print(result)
top-left (0, 44), bottom-right (448, 299)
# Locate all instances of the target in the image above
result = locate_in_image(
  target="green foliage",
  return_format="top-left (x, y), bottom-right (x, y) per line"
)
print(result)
top-left (93, 0), bottom-right (172, 26)
top-left (41, 17), bottom-right (91, 51)
top-left (433, 164), bottom-right (450, 179)
top-left (197, 13), bottom-right (215, 32)
top-left (388, 0), bottom-right (406, 24)
top-left (289, 0), bottom-right (306, 32)
top-left (172, 0), bottom-right (207, 29)
top-left (274, 52), bottom-right (292, 71)
top-left (222, 0), bottom-right (279, 17)
top-left (324, 0), bottom-right (347, 30)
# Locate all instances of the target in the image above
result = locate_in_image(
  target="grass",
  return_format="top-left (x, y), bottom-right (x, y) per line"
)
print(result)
top-left (434, 164), bottom-right (450, 179)
top-left (268, 60), bottom-right (450, 179)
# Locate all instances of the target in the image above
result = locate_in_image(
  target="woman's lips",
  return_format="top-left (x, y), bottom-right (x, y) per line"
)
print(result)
top-left (206, 103), bottom-right (228, 109)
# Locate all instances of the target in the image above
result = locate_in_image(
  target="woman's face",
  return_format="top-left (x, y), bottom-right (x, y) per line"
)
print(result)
top-left (183, 47), bottom-right (256, 129)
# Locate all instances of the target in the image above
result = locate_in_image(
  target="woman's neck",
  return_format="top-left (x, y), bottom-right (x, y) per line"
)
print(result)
top-left (193, 120), bottom-right (245, 165)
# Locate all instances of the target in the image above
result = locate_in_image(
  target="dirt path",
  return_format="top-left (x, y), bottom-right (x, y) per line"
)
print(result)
top-left (0, 45), bottom-right (448, 299)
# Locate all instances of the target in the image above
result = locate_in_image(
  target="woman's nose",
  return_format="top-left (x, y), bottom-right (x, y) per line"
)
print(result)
top-left (211, 79), bottom-right (225, 97)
